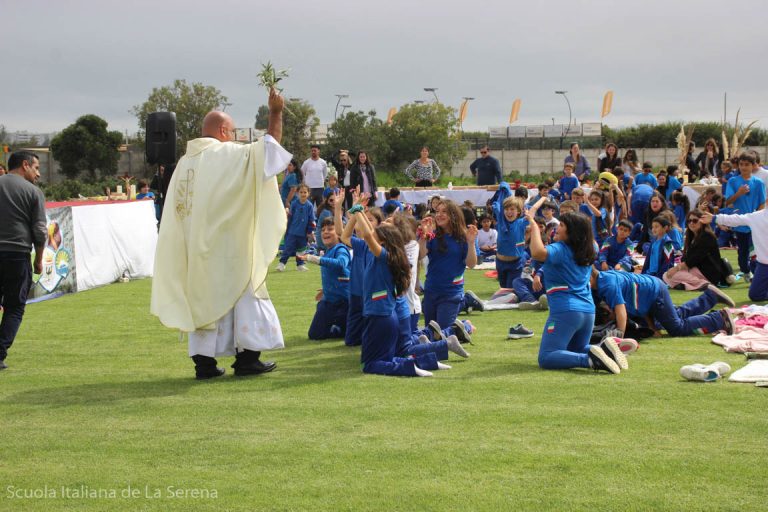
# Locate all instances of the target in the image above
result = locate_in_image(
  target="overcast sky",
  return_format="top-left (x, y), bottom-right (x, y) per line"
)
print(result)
top-left (3, 0), bottom-right (768, 135)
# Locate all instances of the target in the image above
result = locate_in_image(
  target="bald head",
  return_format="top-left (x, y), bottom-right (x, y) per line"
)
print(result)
top-left (202, 111), bottom-right (235, 142)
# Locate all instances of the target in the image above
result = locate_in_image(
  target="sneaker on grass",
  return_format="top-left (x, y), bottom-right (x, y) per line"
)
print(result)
top-left (464, 290), bottom-right (485, 312)
top-left (276, 262), bottom-right (286, 272)
top-left (507, 324), bottom-right (534, 339)
top-left (599, 337), bottom-right (629, 370)
top-left (588, 345), bottom-right (620, 374)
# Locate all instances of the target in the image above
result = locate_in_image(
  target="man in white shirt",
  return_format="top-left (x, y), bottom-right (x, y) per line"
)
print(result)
top-left (750, 150), bottom-right (768, 197)
top-left (301, 145), bottom-right (328, 207)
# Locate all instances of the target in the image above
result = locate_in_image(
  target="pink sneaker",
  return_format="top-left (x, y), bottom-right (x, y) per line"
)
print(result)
top-left (614, 337), bottom-right (639, 354)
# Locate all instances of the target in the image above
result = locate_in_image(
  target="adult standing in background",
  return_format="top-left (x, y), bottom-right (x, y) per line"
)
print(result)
top-left (301, 144), bottom-right (328, 207)
top-left (469, 145), bottom-right (502, 186)
top-left (330, 150), bottom-right (354, 209)
top-left (405, 146), bottom-right (441, 187)
top-left (564, 142), bottom-right (591, 182)
top-left (695, 138), bottom-right (721, 178)
top-left (350, 150), bottom-right (378, 204)
top-left (598, 142), bottom-right (622, 172)
top-left (0, 151), bottom-right (46, 370)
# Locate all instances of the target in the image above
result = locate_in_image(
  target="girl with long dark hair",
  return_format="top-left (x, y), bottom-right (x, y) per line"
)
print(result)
top-left (347, 209), bottom-right (436, 377)
top-left (526, 198), bottom-right (626, 374)
top-left (419, 199), bottom-right (478, 328)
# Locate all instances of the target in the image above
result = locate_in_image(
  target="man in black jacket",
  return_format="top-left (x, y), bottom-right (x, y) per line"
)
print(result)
top-left (0, 151), bottom-right (47, 370)
top-left (469, 146), bottom-right (502, 186)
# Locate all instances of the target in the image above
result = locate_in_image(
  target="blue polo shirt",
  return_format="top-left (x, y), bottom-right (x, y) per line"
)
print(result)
top-left (725, 175), bottom-right (766, 233)
top-left (425, 234), bottom-right (468, 296)
top-left (666, 176), bottom-right (682, 200)
top-left (349, 236), bottom-right (371, 297)
top-left (362, 246), bottom-right (397, 317)
top-left (598, 236), bottom-right (634, 268)
top-left (319, 243), bottom-right (351, 303)
top-left (559, 175), bottom-right (580, 198)
top-left (634, 172), bottom-right (658, 189)
top-left (597, 270), bottom-right (661, 317)
top-left (280, 172), bottom-right (299, 205)
top-left (287, 200), bottom-right (315, 237)
top-left (539, 242), bottom-right (594, 314)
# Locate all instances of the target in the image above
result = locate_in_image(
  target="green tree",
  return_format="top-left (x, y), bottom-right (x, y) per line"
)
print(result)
top-left (50, 115), bottom-right (123, 180)
top-left (254, 105), bottom-right (270, 130)
top-left (385, 103), bottom-right (465, 175)
top-left (279, 98), bottom-right (319, 164)
top-left (132, 79), bottom-right (230, 156)
top-left (325, 110), bottom-right (391, 166)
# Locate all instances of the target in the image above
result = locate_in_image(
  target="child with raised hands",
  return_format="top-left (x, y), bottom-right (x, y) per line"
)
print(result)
top-left (490, 182), bottom-right (528, 289)
top-left (526, 196), bottom-right (627, 374)
top-left (346, 206), bottom-right (437, 377)
top-left (418, 199), bottom-right (478, 329)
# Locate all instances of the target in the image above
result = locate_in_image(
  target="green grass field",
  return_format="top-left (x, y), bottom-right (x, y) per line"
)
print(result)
top-left (1, 261), bottom-right (767, 511)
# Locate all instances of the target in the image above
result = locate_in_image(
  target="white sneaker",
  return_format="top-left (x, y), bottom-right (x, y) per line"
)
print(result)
top-left (276, 262), bottom-right (286, 272)
top-left (437, 362), bottom-right (452, 370)
top-left (446, 335), bottom-right (470, 358)
top-left (680, 364), bottom-right (719, 382)
top-left (297, 265), bottom-right (309, 272)
top-left (705, 361), bottom-right (731, 376)
top-left (414, 366), bottom-right (433, 377)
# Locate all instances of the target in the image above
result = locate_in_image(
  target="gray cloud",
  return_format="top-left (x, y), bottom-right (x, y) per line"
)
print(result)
top-left (3, 0), bottom-right (767, 134)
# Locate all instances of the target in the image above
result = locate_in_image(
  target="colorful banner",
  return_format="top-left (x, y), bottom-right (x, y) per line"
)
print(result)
top-left (29, 206), bottom-right (77, 300)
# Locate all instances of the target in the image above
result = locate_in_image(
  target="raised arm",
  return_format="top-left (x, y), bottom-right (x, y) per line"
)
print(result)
top-left (465, 225), bottom-right (478, 268)
top-left (266, 87), bottom-right (283, 143)
top-left (332, 189), bottom-right (344, 236)
top-left (353, 211), bottom-right (382, 257)
top-left (526, 197), bottom-right (548, 262)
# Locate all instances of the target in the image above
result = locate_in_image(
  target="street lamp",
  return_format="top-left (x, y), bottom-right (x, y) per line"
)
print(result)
top-left (424, 88), bottom-right (439, 103)
top-left (340, 104), bottom-right (352, 116)
top-left (334, 94), bottom-right (349, 121)
top-left (555, 91), bottom-right (572, 133)
top-left (414, 100), bottom-right (425, 105)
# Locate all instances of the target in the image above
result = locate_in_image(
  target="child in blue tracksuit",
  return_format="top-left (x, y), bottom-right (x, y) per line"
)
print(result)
top-left (303, 218), bottom-right (351, 340)
top-left (670, 190), bottom-right (689, 230)
top-left (642, 215), bottom-right (676, 278)
top-left (597, 219), bottom-right (635, 271)
top-left (725, 153), bottom-right (766, 278)
top-left (491, 182), bottom-right (528, 288)
top-left (348, 209), bottom-right (435, 377)
top-left (592, 270), bottom-right (732, 337)
top-left (314, 193), bottom-right (340, 253)
top-left (278, 184), bottom-right (315, 270)
top-left (342, 206), bottom-right (383, 347)
top-left (581, 189), bottom-right (610, 246)
top-left (525, 198), bottom-right (625, 373)
top-left (558, 163), bottom-right (580, 200)
top-left (420, 199), bottom-right (478, 329)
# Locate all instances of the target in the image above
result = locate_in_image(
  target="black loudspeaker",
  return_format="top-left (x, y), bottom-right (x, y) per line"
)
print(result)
top-left (145, 112), bottom-right (177, 165)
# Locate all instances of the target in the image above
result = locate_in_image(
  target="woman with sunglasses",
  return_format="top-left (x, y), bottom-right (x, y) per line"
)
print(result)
top-left (663, 209), bottom-right (734, 291)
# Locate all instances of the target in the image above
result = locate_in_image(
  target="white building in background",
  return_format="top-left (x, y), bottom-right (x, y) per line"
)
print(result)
top-left (8, 131), bottom-right (58, 146)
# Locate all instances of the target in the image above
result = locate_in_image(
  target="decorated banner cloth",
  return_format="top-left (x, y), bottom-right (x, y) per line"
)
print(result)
top-left (29, 200), bottom-right (157, 302)
top-left (151, 135), bottom-right (291, 332)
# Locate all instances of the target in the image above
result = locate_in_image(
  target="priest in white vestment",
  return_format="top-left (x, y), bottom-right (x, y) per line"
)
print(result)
top-left (151, 89), bottom-right (291, 379)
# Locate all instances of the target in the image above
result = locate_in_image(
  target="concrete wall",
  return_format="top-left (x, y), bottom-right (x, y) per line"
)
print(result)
top-left (447, 147), bottom-right (768, 177)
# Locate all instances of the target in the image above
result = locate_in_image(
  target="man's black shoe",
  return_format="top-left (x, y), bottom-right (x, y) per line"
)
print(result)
top-left (192, 354), bottom-right (225, 380)
top-left (233, 360), bottom-right (277, 376)
top-left (0, 360), bottom-right (7, 371)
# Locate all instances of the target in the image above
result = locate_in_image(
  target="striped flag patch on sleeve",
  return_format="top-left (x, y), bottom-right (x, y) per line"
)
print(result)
top-left (452, 274), bottom-right (465, 285)
top-left (372, 290), bottom-right (388, 301)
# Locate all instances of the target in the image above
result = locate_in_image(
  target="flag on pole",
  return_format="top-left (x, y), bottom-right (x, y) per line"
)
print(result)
top-left (459, 100), bottom-right (469, 123)
top-left (509, 99), bottom-right (521, 124)
top-left (386, 107), bottom-right (397, 125)
top-left (601, 91), bottom-right (613, 118)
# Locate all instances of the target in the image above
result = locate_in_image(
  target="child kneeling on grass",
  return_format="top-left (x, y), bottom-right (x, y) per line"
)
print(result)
top-left (526, 197), bottom-right (627, 374)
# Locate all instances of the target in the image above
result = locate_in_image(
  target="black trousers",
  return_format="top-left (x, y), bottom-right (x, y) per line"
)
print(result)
top-left (0, 252), bottom-right (33, 361)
